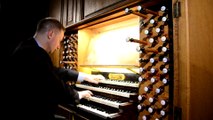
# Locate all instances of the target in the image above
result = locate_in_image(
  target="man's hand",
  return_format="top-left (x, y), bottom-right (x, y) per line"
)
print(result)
top-left (84, 74), bottom-right (105, 84)
top-left (78, 90), bottom-right (93, 99)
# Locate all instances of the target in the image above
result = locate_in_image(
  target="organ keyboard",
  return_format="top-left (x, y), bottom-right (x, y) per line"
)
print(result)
top-left (74, 72), bottom-right (139, 120)
top-left (77, 104), bottom-right (120, 119)
top-left (99, 79), bottom-right (139, 88)
top-left (75, 84), bottom-right (137, 98)
top-left (87, 95), bottom-right (132, 108)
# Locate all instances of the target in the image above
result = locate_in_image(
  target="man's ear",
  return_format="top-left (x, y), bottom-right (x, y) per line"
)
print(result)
top-left (47, 30), bottom-right (54, 39)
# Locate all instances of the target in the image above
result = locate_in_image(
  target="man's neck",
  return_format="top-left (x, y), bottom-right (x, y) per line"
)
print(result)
top-left (33, 34), bottom-right (49, 52)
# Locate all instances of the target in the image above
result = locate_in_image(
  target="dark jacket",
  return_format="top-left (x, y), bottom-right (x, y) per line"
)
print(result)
top-left (6, 38), bottom-right (80, 119)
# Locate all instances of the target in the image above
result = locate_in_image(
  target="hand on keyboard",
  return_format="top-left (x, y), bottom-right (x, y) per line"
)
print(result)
top-left (84, 74), bottom-right (106, 84)
top-left (78, 90), bottom-right (93, 99)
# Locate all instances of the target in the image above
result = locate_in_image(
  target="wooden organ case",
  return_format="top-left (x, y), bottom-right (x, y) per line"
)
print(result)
top-left (59, 0), bottom-right (173, 120)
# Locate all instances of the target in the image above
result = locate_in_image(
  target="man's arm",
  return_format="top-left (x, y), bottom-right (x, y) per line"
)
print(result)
top-left (54, 67), bottom-right (105, 84)
top-left (54, 67), bottom-right (78, 83)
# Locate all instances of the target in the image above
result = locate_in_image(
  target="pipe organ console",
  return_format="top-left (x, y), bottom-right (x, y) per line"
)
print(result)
top-left (59, 0), bottom-right (173, 120)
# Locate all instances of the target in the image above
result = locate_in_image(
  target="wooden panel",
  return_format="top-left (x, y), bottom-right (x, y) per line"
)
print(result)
top-left (66, 0), bottom-right (163, 32)
top-left (49, 0), bottom-right (62, 20)
top-left (67, 0), bottom-right (74, 24)
top-left (84, 0), bottom-right (121, 18)
top-left (62, 0), bottom-right (83, 27)
top-left (172, 0), bottom-right (190, 119)
top-left (188, 0), bottom-right (213, 119)
top-left (176, 0), bottom-right (213, 119)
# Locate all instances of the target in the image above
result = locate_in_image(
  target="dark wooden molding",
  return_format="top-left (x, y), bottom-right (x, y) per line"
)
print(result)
top-left (65, 0), bottom-right (163, 34)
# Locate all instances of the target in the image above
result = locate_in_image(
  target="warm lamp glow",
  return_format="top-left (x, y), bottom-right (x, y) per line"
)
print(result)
top-left (78, 16), bottom-right (140, 67)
